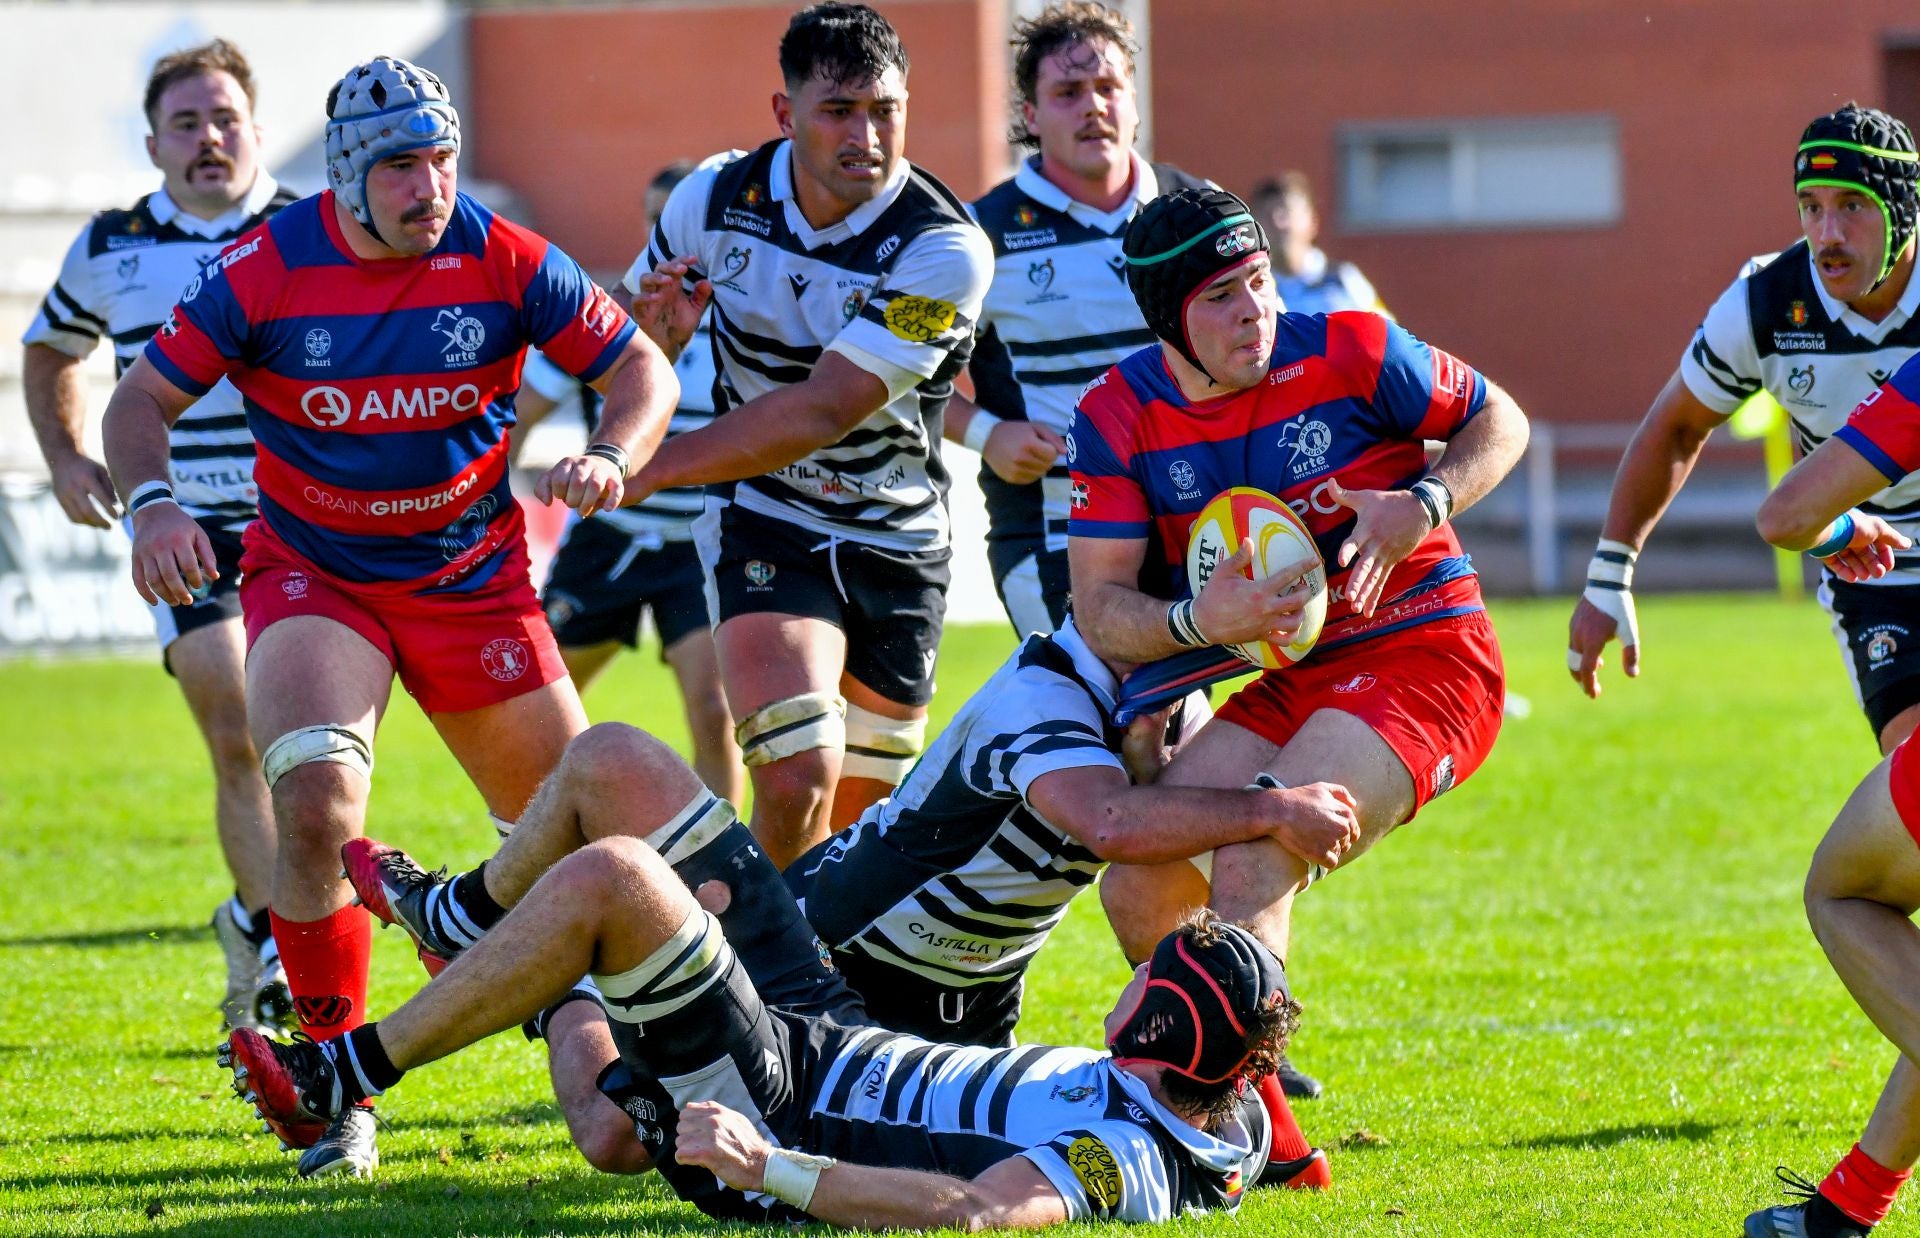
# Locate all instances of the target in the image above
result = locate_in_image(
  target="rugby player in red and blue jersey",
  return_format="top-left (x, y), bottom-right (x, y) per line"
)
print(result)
top-left (1068, 189), bottom-right (1529, 1079)
top-left (101, 55), bottom-right (677, 1177)
top-left (1745, 357), bottom-right (1920, 1238)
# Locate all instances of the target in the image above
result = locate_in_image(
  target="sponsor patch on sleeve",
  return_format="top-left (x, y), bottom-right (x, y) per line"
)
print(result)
top-left (883, 294), bottom-right (958, 344)
top-left (1067, 1135), bottom-right (1123, 1211)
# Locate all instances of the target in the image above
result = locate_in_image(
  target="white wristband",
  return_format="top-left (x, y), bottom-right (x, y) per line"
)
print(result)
top-left (961, 411), bottom-right (1003, 454)
top-left (1574, 538), bottom-right (1640, 659)
top-left (762, 1147), bottom-right (836, 1211)
top-left (126, 480), bottom-right (178, 516)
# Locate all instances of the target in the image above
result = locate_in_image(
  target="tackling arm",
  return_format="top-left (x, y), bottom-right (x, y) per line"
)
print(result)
top-left (1755, 436), bottom-right (1911, 582)
top-left (1070, 534), bottom-right (1308, 666)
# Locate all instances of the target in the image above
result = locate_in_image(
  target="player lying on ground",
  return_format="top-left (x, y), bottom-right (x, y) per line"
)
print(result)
top-left (1569, 104), bottom-right (1920, 754)
top-left (1745, 353), bottom-right (1920, 1238)
top-left (1068, 188), bottom-right (1528, 1090)
top-left (226, 820), bottom-right (1293, 1227)
top-left (335, 630), bottom-right (1345, 1185)
top-left (102, 54), bottom-right (678, 1177)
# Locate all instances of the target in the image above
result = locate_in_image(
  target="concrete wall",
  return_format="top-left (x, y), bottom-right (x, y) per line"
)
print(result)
top-left (1149, 0), bottom-right (1920, 427)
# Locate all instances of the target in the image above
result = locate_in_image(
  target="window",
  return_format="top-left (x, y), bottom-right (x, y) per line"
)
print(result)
top-left (1338, 116), bottom-right (1621, 231)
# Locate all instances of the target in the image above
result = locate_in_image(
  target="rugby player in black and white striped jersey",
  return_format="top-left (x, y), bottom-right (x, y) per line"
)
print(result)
top-left (21, 39), bottom-right (295, 1036)
top-left (949, 3), bottom-right (1209, 638)
top-left (621, 5), bottom-right (995, 870)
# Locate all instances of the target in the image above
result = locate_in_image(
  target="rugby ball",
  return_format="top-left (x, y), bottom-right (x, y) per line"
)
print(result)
top-left (1185, 487), bottom-right (1327, 668)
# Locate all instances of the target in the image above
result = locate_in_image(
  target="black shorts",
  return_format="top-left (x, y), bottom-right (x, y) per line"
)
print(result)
top-left (829, 948), bottom-right (1022, 1048)
top-left (1821, 577), bottom-right (1920, 738)
top-left (595, 945), bottom-right (865, 1222)
top-left (542, 520), bottom-right (711, 654)
top-left (134, 516), bottom-right (246, 674)
top-left (696, 501), bottom-right (949, 706)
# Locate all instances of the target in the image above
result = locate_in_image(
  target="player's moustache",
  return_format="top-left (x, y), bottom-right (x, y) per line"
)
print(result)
top-left (1818, 244), bottom-right (1855, 263)
top-left (401, 201), bottom-right (449, 225)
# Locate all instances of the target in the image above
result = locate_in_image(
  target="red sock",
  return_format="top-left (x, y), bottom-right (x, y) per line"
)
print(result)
top-left (270, 904), bottom-right (372, 1041)
top-left (1821, 1143), bottom-right (1911, 1227)
top-left (1256, 1073), bottom-right (1311, 1161)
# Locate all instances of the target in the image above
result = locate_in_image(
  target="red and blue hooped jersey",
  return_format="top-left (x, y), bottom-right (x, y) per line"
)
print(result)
top-left (1069, 310), bottom-right (1488, 649)
top-left (1835, 352), bottom-right (1920, 483)
top-left (146, 190), bottom-right (635, 594)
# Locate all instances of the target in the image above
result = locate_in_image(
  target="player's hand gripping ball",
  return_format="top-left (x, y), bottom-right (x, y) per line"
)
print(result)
top-left (1186, 487), bottom-right (1328, 668)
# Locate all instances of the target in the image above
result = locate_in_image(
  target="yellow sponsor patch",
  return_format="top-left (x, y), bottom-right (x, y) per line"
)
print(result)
top-left (882, 294), bottom-right (958, 343)
top-left (1067, 1136), bottom-right (1122, 1210)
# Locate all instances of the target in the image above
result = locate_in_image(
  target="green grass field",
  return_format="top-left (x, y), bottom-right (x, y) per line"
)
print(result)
top-left (0, 594), bottom-right (1909, 1236)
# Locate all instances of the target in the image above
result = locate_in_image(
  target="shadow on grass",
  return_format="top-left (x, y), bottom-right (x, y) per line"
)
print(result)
top-left (0, 923), bottom-right (205, 948)
top-left (1512, 1120), bottom-right (1722, 1150)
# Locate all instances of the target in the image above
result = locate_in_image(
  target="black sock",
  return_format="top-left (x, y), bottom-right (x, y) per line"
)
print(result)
top-left (331, 1024), bottom-right (405, 1103)
top-left (451, 862), bottom-right (507, 930)
top-left (1806, 1194), bottom-right (1873, 1238)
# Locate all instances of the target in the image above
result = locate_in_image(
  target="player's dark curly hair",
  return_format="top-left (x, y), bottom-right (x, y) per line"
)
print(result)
top-left (144, 38), bottom-right (256, 130)
top-left (1010, 2), bottom-right (1137, 149)
top-left (780, 4), bottom-right (910, 92)
top-left (1152, 912), bottom-right (1300, 1132)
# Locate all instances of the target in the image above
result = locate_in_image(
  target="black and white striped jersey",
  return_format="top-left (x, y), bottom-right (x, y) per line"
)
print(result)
top-left (967, 157), bottom-right (1210, 557)
top-left (643, 140), bottom-right (993, 552)
top-left (796, 617), bottom-right (1124, 988)
top-left (792, 1023), bottom-right (1267, 1222)
top-left (22, 178), bottom-right (294, 531)
top-left (1680, 240), bottom-right (1920, 584)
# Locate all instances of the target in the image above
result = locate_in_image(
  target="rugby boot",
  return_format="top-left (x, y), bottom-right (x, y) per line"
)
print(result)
top-left (1744, 1168), bottom-right (1872, 1237)
top-left (213, 901), bottom-right (293, 1035)
top-left (218, 1028), bottom-right (339, 1150)
top-left (339, 838), bottom-right (455, 977)
top-left (1276, 1052), bottom-right (1323, 1100)
top-left (296, 1106), bottom-right (379, 1179)
top-left (1259, 1147), bottom-right (1332, 1191)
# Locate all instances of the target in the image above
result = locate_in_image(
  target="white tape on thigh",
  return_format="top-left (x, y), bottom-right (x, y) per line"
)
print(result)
top-left (489, 814), bottom-right (516, 839)
top-left (260, 724), bottom-right (373, 791)
top-left (734, 692), bottom-right (845, 768)
top-left (593, 907), bottom-right (727, 1024)
top-left (841, 703), bottom-right (926, 785)
top-left (642, 792), bottom-right (739, 866)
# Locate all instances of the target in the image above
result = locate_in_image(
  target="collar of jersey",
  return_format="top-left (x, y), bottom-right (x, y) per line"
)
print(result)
top-left (770, 139), bottom-right (910, 251)
top-left (1807, 244), bottom-right (1920, 342)
top-left (149, 175), bottom-right (280, 238)
top-left (1050, 616), bottom-right (1120, 714)
top-left (1013, 153), bottom-right (1157, 233)
top-left (1106, 1060), bottom-right (1253, 1169)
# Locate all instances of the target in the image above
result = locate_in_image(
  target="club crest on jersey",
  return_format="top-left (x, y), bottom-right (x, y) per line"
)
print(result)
top-left (1787, 364), bottom-right (1816, 402)
top-left (1790, 300), bottom-right (1808, 327)
top-left (481, 637), bottom-right (531, 683)
top-left (1071, 479), bottom-right (1089, 510)
top-left (717, 246), bottom-right (753, 293)
top-left (1169, 459), bottom-right (1198, 495)
top-left (1868, 626), bottom-right (1904, 666)
top-left (1278, 416), bottom-right (1334, 479)
top-left (1050, 1084), bottom-right (1097, 1103)
top-left (1026, 258), bottom-right (1067, 305)
top-left (305, 328), bottom-right (332, 367)
top-left (745, 560), bottom-right (776, 589)
top-left (433, 307), bottom-right (486, 366)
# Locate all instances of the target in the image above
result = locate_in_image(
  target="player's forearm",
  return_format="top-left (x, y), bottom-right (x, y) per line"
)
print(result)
top-left (1595, 375), bottom-right (1723, 549)
top-left (1428, 382), bottom-right (1529, 518)
top-left (943, 389), bottom-right (984, 446)
top-left (802, 1164), bottom-right (1032, 1232)
top-left (1080, 785), bottom-right (1279, 865)
top-left (1074, 579), bottom-right (1188, 665)
top-left (22, 345), bottom-right (91, 465)
top-left (590, 339), bottom-right (680, 467)
top-left (1756, 439), bottom-right (1890, 548)
top-left (101, 385), bottom-right (178, 498)
top-left (637, 367), bottom-right (878, 492)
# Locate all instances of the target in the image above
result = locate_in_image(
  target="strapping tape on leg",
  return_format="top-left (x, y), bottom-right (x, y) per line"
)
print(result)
top-left (841, 703), bottom-right (925, 785)
top-left (488, 814), bottom-right (516, 839)
top-left (594, 907), bottom-right (729, 1025)
top-left (734, 692), bottom-right (844, 768)
top-left (642, 792), bottom-right (739, 867)
top-left (261, 724), bottom-right (373, 792)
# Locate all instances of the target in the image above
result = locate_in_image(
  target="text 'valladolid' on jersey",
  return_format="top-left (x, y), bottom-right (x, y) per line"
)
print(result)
top-left (644, 139), bottom-right (993, 553)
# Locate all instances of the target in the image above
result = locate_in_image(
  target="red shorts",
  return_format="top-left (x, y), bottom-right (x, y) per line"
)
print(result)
top-left (1214, 611), bottom-right (1506, 816)
top-left (239, 524), bottom-right (567, 715)
top-left (1891, 738), bottom-right (1920, 845)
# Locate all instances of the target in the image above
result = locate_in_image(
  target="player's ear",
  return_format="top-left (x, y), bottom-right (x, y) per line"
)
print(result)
top-left (772, 92), bottom-right (795, 139)
top-left (145, 132), bottom-right (159, 168)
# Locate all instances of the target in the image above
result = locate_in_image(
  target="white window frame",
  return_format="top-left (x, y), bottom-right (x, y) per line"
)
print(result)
top-left (1337, 114), bottom-right (1622, 233)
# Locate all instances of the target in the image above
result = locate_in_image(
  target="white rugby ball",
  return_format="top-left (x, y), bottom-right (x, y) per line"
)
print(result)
top-left (1184, 486), bottom-right (1327, 668)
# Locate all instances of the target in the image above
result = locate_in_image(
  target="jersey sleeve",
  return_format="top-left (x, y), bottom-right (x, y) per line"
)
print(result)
top-left (1329, 311), bottom-right (1487, 440)
top-left (143, 245), bottom-right (259, 397)
top-left (828, 223), bottom-right (993, 394)
top-left (518, 239), bottom-right (636, 384)
top-left (968, 674), bottom-right (1123, 801)
top-left (1835, 355), bottom-right (1920, 483)
top-left (1678, 270), bottom-right (1763, 415)
top-left (21, 225), bottom-right (107, 358)
top-left (1067, 375), bottom-right (1152, 539)
top-left (1021, 1123), bottom-right (1179, 1223)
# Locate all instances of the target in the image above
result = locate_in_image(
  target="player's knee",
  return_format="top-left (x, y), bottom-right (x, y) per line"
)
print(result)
top-left (260, 724), bottom-right (373, 796)
top-left (203, 717), bottom-right (261, 783)
top-left (734, 690), bottom-right (844, 771)
top-left (569, 1103), bottom-right (652, 1175)
top-left (749, 750), bottom-right (834, 822)
top-left (564, 722), bottom-right (695, 795)
top-left (841, 703), bottom-right (926, 788)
